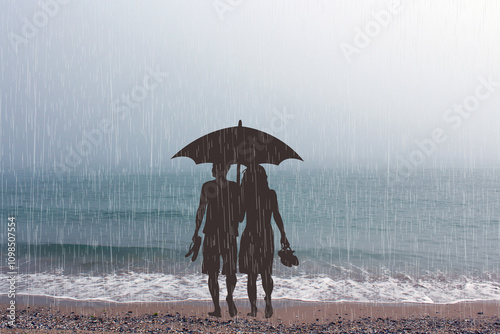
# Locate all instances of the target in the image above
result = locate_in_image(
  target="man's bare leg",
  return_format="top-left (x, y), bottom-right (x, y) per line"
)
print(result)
top-left (226, 273), bottom-right (237, 317)
top-left (208, 272), bottom-right (221, 317)
top-left (247, 273), bottom-right (258, 317)
top-left (262, 272), bottom-right (273, 318)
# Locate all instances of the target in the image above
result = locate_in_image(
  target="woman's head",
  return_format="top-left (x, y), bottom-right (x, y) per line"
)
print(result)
top-left (243, 164), bottom-right (268, 189)
top-left (253, 165), bottom-right (268, 186)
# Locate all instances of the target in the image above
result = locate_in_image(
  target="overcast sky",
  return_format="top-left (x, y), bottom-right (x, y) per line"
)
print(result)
top-left (1, 0), bottom-right (500, 174)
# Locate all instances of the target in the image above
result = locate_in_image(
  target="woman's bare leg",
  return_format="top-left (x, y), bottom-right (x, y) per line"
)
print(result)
top-left (226, 273), bottom-right (237, 317)
top-left (247, 273), bottom-right (258, 316)
top-left (262, 271), bottom-right (273, 318)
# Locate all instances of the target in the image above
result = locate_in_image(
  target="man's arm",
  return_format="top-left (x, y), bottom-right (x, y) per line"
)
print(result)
top-left (271, 190), bottom-right (289, 247)
top-left (194, 184), bottom-right (208, 241)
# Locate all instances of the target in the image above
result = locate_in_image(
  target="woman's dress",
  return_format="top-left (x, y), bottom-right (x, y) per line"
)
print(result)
top-left (239, 189), bottom-right (276, 275)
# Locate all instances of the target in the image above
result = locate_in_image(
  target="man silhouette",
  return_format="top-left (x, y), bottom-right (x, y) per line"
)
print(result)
top-left (192, 162), bottom-right (241, 317)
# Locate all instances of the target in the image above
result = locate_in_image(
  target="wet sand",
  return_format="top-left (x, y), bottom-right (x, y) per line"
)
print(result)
top-left (1, 295), bottom-right (499, 333)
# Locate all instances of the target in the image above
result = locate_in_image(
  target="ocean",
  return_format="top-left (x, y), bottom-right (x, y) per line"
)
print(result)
top-left (1, 167), bottom-right (499, 303)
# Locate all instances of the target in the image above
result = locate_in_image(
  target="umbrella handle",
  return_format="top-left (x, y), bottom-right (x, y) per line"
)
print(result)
top-left (237, 163), bottom-right (241, 185)
top-left (237, 120), bottom-right (242, 185)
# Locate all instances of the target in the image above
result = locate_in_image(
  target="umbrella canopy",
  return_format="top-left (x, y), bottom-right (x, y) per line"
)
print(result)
top-left (171, 120), bottom-right (302, 167)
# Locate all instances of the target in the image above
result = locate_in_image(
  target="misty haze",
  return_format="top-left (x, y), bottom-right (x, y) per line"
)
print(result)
top-left (1, 0), bottom-right (500, 332)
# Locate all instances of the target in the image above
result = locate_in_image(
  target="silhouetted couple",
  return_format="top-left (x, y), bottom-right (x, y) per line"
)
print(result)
top-left (192, 162), bottom-right (289, 318)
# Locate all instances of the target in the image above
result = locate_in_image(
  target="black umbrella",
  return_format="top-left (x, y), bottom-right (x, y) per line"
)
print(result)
top-left (172, 120), bottom-right (302, 183)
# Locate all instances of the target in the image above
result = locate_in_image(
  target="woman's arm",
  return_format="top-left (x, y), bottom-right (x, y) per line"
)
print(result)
top-left (271, 190), bottom-right (289, 247)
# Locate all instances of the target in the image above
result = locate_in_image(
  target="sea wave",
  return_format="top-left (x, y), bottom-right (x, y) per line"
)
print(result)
top-left (1, 272), bottom-right (499, 304)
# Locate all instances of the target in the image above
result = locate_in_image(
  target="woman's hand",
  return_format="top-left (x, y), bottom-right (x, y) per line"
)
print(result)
top-left (280, 233), bottom-right (290, 248)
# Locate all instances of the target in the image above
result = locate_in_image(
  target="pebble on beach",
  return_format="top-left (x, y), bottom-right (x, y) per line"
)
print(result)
top-left (1, 307), bottom-right (500, 333)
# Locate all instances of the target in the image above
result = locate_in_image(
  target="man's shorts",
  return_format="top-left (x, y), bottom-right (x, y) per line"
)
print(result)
top-left (202, 232), bottom-right (237, 276)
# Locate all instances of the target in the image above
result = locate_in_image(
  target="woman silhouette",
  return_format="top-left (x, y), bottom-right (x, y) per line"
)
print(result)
top-left (239, 165), bottom-right (289, 318)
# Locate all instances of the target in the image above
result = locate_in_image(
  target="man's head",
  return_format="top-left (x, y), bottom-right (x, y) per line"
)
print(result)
top-left (212, 162), bottom-right (230, 178)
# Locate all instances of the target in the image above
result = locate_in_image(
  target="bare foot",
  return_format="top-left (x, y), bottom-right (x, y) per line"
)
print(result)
top-left (247, 306), bottom-right (257, 317)
top-left (208, 308), bottom-right (221, 317)
top-left (226, 297), bottom-right (238, 317)
top-left (265, 300), bottom-right (273, 318)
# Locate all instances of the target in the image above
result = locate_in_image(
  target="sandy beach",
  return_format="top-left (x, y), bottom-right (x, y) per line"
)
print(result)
top-left (1, 295), bottom-right (499, 333)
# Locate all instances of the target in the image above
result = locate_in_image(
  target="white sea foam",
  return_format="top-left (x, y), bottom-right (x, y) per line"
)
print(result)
top-left (1, 273), bottom-right (499, 304)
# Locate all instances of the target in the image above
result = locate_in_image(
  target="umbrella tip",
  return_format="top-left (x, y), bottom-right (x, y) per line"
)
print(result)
top-left (238, 120), bottom-right (242, 127)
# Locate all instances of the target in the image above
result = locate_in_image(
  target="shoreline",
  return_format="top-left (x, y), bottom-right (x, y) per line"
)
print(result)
top-left (1, 295), bottom-right (499, 332)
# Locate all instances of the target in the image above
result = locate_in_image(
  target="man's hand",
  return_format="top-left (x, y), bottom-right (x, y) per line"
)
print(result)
top-left (193, 232), bottom-right (199, 243)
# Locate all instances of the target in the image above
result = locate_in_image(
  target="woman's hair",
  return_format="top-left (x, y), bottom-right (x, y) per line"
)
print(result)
top-left (242, 165), bottom-right (268, 185)
top-left (242, 165), bottom-right (269, 209)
